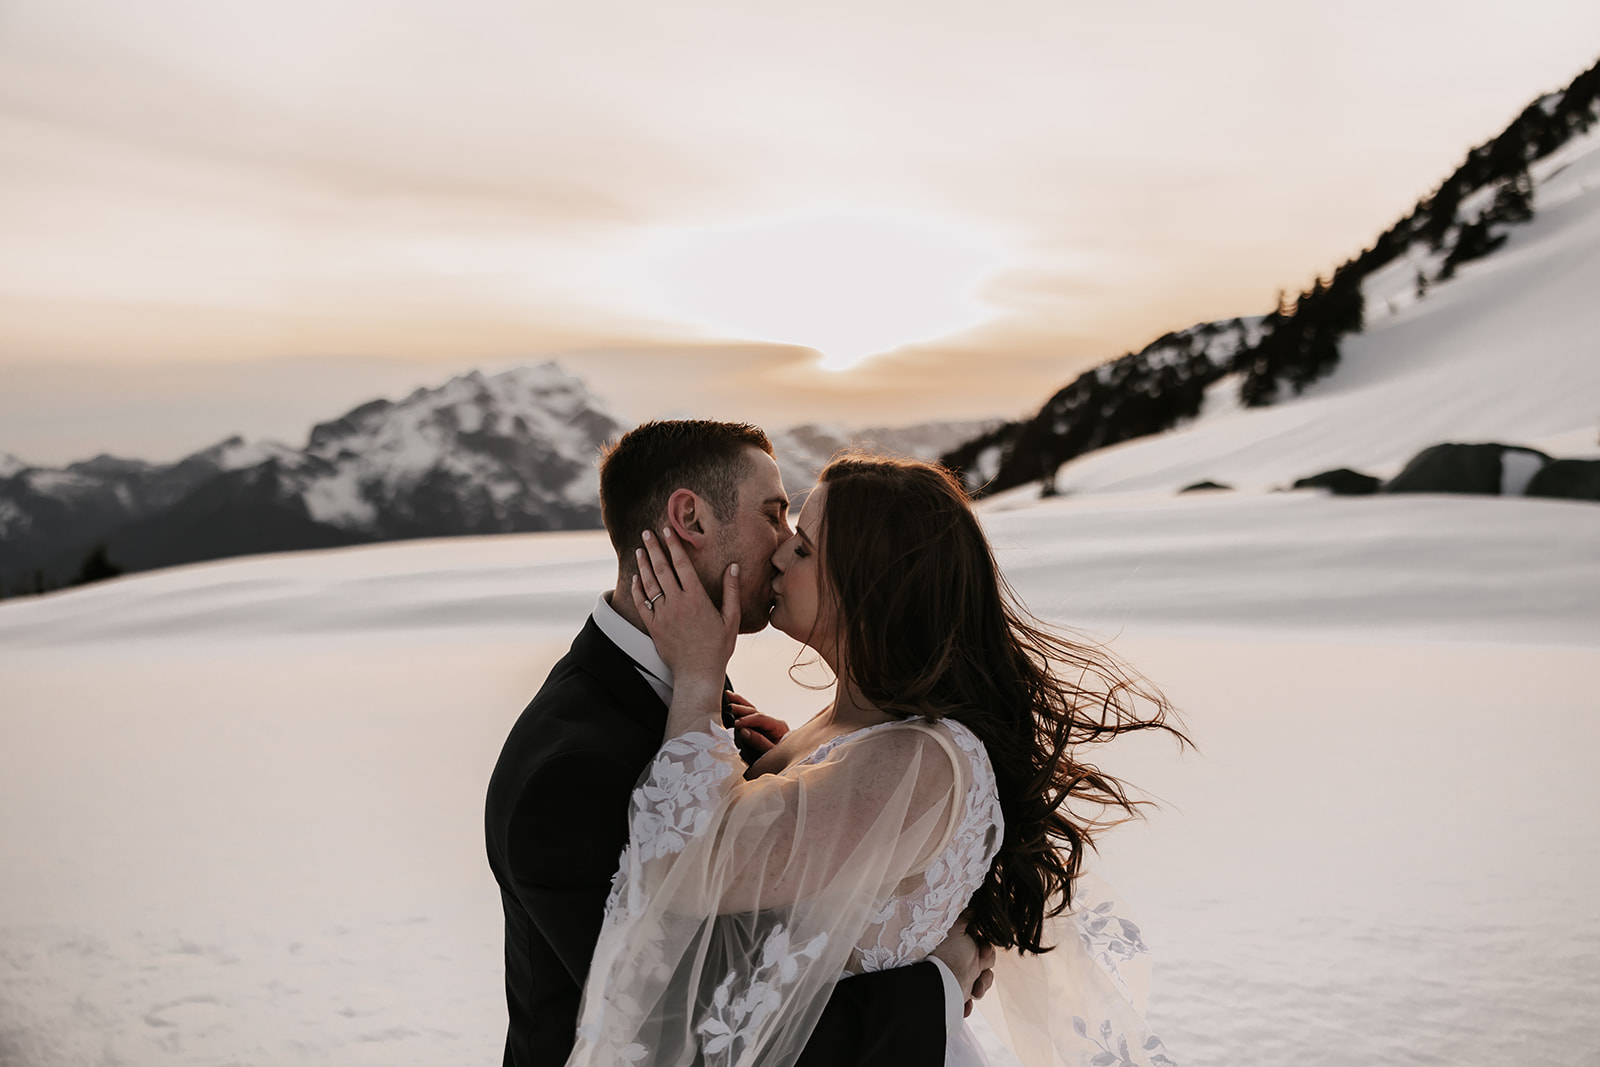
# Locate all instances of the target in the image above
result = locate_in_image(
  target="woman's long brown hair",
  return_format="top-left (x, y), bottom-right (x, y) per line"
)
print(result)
top-left (817, 454), bottom-right (1188, 954)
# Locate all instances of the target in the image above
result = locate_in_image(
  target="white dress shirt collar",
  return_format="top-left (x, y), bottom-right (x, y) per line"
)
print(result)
top-left (591, 591), bottom-right (675, 705)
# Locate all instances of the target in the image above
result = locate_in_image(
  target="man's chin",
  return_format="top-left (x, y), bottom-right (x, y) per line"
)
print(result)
top-left (737, 599), bottom-right (778, 635)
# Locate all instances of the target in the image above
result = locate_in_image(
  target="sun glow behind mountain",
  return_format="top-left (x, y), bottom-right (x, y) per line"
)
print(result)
top-left (627, 210), bottom-right (1003, 370)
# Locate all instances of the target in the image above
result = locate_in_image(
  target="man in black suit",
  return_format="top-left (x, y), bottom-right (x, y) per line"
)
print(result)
top-left (486, 420), bottom-right (990, 1067)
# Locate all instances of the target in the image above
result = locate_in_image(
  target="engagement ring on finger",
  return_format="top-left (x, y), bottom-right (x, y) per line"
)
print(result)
top-left (646, 592), bottom-right (665, 610)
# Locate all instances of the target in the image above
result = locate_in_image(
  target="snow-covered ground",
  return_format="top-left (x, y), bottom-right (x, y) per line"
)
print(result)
top-left (4, 96), bottom-right (1599, 1067)
top-left (1052, 126), bottom-right (1600, 496)
top-left (1, 485), bottom-right (1595, 1065)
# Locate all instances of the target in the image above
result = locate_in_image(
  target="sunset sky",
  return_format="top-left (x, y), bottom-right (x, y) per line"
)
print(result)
top-left (3, 1), bottom-right (1599, 464)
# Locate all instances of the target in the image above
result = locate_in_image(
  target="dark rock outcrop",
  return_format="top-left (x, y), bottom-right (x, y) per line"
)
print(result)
top-left (1383, 443), bottom-right (1550, 496)
top-left (1293, 468), bottom-right (1382, 495)
top-left (1525, 458), bottom-right (1600, 501)
top-left (1179, 481), bottom-right (1233, 494)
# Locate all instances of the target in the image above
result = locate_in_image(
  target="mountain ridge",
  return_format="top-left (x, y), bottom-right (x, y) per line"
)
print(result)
top-left (0, 362), bottom-right (630, 593)
top-left (0, 368), bottom-right (991, 595)
top-left (944, 55), bottom-right (1600, 496)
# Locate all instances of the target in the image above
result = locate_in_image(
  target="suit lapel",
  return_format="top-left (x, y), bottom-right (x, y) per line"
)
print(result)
top-left (569, 617), bottom-right (669, 733)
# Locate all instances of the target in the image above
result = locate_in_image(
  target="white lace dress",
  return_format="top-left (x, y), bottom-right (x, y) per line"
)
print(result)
top-left (568, 716), bottom-right (1172, 1067)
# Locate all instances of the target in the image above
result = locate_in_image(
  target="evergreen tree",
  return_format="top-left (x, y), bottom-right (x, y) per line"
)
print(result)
top-left (1486, 169), bottom-right (1534, 225)
top-left (70, 542), bottom-right (123, 587)
top-left (1440, 218), bottom-right (1507, 279)
top-left (1420, 182), bottom-right (1463, 250)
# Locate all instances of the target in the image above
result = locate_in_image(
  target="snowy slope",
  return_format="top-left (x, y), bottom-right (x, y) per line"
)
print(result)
top-left (0, 490), bottom-right (1595, 1067)
top-left (1052, 127), bottom-right (1600, 496)
top-left (4, 491), bottom-right (1592, 649)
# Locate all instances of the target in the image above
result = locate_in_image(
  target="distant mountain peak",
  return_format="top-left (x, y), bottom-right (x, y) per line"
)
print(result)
top-left (769, 418), bottom-right (1003, 497)
top-left (280, 361), bottom-right (626, 535)
top-left (182, 436), bottom-right (300, 472)
top-left (0, 361), bottom-right (630, 590)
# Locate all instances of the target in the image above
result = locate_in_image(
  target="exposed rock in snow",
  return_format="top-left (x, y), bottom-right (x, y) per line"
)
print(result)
top-left (1381, 443), bottom-right (1552, 496)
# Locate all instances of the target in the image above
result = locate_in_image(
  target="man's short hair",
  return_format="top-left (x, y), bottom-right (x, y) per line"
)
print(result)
top-left (597, 420), bottom-right (773, 561)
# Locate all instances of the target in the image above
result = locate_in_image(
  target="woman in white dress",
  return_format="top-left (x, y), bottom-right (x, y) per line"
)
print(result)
top-left (568, 456), bottom-right (1186, 1067)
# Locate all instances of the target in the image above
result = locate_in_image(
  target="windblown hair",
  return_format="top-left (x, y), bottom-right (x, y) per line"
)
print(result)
top-left (598, 420), bottom-right (773, 566)
top-left (817, 454), bottom-right (1187, 955)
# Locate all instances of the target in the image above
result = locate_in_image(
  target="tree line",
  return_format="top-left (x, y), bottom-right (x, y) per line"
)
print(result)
top-left (944, 55), bottom-right (1600, 497)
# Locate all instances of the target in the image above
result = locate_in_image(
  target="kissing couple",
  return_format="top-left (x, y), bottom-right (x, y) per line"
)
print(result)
top-left (486, 420), bottom-right (1184, 1066)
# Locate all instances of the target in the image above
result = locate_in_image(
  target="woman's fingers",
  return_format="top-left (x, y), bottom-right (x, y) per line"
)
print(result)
top-left (634, 546), bottom-right (665, 622)
top-left (637, 526), bottom-right (737, 634)
top-left (972, 965), bottom-right (996, 1000)
top-left (641, 530), bottom-right (682, 595)
top-left (629, 573), bottom-right (654, 625)
top-left (733, 713), bottom-right (785, 756)
top-left (659, 526), bottom-right (699, 597)
top-left (721, 562), bottom-right (741, 634)
top-left (734, 726), bottom-right (780, 757)
top-left (732, 711), bottom-right (789, 744)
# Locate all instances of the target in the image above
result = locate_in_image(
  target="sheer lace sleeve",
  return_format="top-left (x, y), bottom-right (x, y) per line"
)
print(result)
top-left (568, 720), bottom-right (963, 1067)
top-left (977, 873), bottom-right (1177, 1067)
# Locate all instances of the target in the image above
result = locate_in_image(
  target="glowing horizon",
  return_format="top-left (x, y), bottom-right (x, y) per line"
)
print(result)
top-left (3, 0), bottom-right (1600, 462)
top-left (625, 209), bottom-right (1003, 370)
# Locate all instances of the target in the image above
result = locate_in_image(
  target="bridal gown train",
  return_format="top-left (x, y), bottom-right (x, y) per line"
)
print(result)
top-left (568, 716), bottom-right (1173, 1067)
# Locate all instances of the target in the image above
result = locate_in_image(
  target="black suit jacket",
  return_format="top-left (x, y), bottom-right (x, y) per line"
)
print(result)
top-left (485, 616), bottom-right (948, 1066)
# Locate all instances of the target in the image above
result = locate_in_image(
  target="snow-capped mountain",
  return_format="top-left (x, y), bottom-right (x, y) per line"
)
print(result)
top-left (768, 419), bottom-right (1001, 497)
top-left (947, 58), bottom-right (1600, 498)
top-left (0, 446), bottom-right (270, 587)
top-left (282, 363), bottom-right (624, 538)
top-left (0, 363), bottom-right (628, 591)
top-left (185, 436), bottom-right (303, 473)
top-left (0, 361), bottom-right (999, 594)
top-left (1005, 118), bottom-right (1600, 501)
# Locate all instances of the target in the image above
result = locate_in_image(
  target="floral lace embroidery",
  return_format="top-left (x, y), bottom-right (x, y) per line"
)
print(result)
top-left (844, 719), bottom-right (1004, 973)
top-left (590, 718), bottom-right (1177, 1066)
top-left (602, 728), bottom-right (744, 926)
top-left (695, 924), bottom-right (831, 1066)
top-left (1071, 1016), bottom-right (1177, 1067)
top-left (1075, 899), bottom-right (1148, 1002)
top-left (634, 731), bottom-right (744, 864)
top-left (598, 718), bottom-right (1003, 1062)
top-left (1068, 896), bottom-right (1175, 1065)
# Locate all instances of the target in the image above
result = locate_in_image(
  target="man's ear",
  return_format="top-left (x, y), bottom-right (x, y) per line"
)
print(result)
top-left (664, 488), bottom-right (713, 548)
